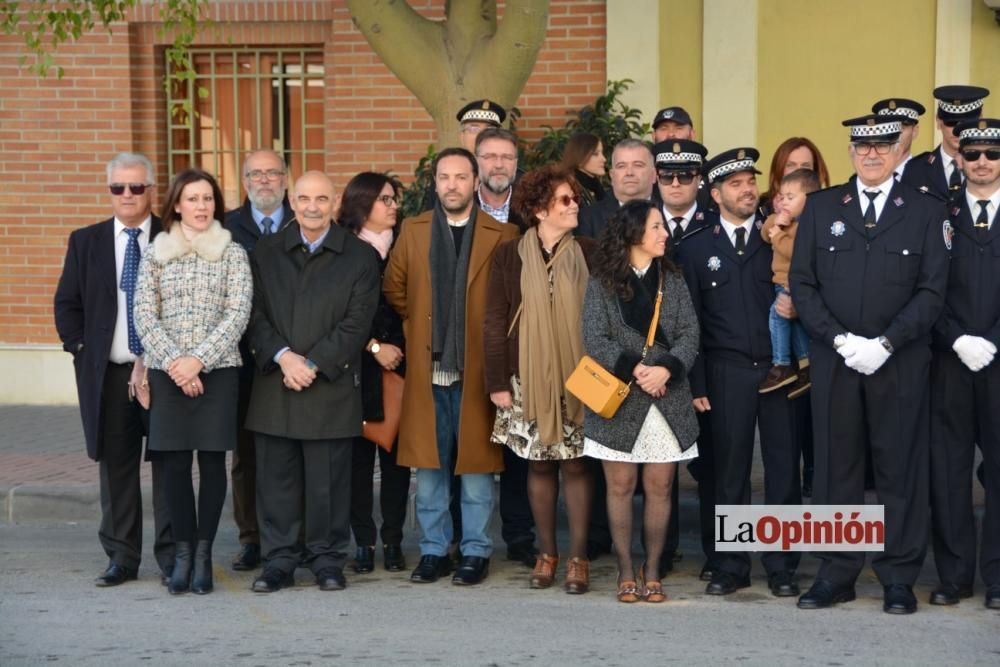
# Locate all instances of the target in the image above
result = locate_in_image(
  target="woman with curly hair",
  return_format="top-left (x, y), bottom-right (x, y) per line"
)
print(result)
top-left (484, 164), bottom-right (597, 593)
top-left (581, 199), bottom-right (700, 603)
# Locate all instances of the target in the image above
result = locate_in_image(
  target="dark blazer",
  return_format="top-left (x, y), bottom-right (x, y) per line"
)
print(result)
top-left (360, 245), bottom-right (406, 422)
top-left (901, 147), bottom-right (951, 203)
top-left (575, 194), bottom-right (620, 240)
top-left (483, 235), bottom-right (597, 393)
top-left (54, 216), bottom-right (162, 460)
top-left (245, 221), bottom-right (381, 440)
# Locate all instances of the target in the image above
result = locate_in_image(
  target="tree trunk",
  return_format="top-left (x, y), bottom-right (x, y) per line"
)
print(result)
top-left (347, 0), bottom-right (549, 148)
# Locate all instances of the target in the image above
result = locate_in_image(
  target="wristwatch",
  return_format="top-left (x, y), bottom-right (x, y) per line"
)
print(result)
top-left (877, 336), bottom-right (894, 354)
top-left (369, 341), bottom-right (381, 354)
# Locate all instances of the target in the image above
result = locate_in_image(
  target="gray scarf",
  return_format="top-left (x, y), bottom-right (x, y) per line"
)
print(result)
top-left (429, 202), bottom-right (477, 373)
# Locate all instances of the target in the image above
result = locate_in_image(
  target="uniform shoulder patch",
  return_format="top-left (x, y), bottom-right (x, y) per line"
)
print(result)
top-left (943, 220), bottom-right (953, 251)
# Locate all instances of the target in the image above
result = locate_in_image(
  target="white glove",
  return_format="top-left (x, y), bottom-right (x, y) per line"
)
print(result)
top-left (842, 335), bottom-right (890, 375)
top-left (953, 335), bottom-right (997, 372)
top-left (836, 333), bottom-right (863, 360)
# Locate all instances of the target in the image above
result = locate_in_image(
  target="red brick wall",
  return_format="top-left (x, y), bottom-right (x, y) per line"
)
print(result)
top-left (0, 0), bottom-right (606, 346)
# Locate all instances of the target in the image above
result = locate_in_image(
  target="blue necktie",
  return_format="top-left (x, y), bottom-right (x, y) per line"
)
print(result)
top-left (121, 228), bottom-right (143, 355)
top-left (261, 216), bottom-right (274, 235)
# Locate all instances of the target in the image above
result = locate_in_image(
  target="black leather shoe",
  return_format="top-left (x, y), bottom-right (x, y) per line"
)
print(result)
top-left (316, 567), bottom-right (347, 591)
top-left (768, 571), bottom-right (800, 597)
top-left (883, 584), bottom-right (917, 614)
top-left (191, 540), bottom-right (214, 595)
top-left (410, 555), bottom-right (453, 583)
top-left (699, 563), bottom-right (716, 582)
top-left (797, 579), bottom-right (856, 609)
top-left (252, 568), bottom-right (293, 593)
top-left (160, 564), bottom-right (173, 587)
top-left (452, 556), bottom-right (490, 585)
top-left (586, 540), bottom-right (612, 561)
top-left (506, 542), bottom-right (538, 568)
top-left (929, 583), bottom-right (973, 606)
top-left (231, 543), bottom-right (261, 571)
top-left (95, 563), bottom-right (137, 587)
top-left (705, 571), bottom-right (750, 595)
top-left (352, 545), bottom-right (375, 574)
top-left (168, 543), bottom-right (193, 595)
top-left (383, 544), bottom-right (406, 572)
top-left (985, 585), bottom-right (1000, 609)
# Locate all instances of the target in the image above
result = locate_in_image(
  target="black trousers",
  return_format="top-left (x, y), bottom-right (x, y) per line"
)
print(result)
top-left (930, 351), bottom-right (1000, 587)
top-left (500, 445), bottom-right (535, 547)
top-left (687, 409), bottom-right (718, 565)
top-left (231, 375), bottom-right (259, 546)
top-left (97, 362), bottom-right (173, 573)
top-left (706, 355), bottom-right (801, 578)
top-left (350, 436), bottom-right (411, 547)
top-left (255, 433), bottom-right (352, 574)
top-left (811, 344), bottom-right (929, 586)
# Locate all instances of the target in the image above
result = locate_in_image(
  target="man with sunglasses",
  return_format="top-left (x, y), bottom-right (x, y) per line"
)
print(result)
top-left (790, 115), bottom-right (949, 614)
top-left (223, 149), bottom-right (295, 572)
top-left (903, 85), bottom-right (990, 202)
top-left (54, 153), bottom-right (174, 587)
top-left (929, 118), bottom-right (1000, 610)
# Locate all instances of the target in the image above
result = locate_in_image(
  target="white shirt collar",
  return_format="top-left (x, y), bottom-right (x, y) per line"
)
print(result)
top-left (718, 213), bottom-right (755, 247)
top-left (663, 202), bottom-right (698, 231)
top-left (939, 144), bottom-right (957, 171)
top-left (113, 216), bottom-right (152, 239)
top-left (894, 153), bottom-right (913, 179)
top-left (965, 187), bottom-right (1000, 226)
top-left (855, 174), bottom-right (894, 201)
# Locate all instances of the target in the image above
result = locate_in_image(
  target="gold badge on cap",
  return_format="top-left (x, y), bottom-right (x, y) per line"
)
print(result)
top-left (889, 100), bottom-right (897, 110)
top-left (737, 149), bottom-right (745, 159)
top-left (673, 142), bottom-right (681, 153)
top-left (980, 120), bottom-right (988, 130)
top-left (482, 100), bottom-right (490, 109)
top-left (953, 99), bottom-right (961, 105)
top-left (866, 118), bottom-right (875, 126)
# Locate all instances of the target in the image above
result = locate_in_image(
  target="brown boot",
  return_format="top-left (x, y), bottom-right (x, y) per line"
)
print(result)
top-left (787, 359), bottom-right (811, 399)
top-left (530, 554), bottom-right (559, 589)
top-left (564, 557), bottom-right (590, 594)
top-left (758, 364), bottom-right (797, 393)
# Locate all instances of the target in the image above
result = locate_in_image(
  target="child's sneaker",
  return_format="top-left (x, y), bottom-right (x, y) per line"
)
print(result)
top-left (758, 365), bottom-right (797, 393)
top-left (787, 363), bottom-right (811, 400)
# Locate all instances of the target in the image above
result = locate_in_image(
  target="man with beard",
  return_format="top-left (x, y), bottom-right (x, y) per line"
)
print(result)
top-left (871, 98), bottom-right (926, 181)
top-left (576, 139), bottom-right (657, 240)
top-left (385, 148), bottom-right (519, 586)
top-left (928, 118), bottom-right (1000, 610)
top-left (475, 128), bottom-right (524, 228)
top-left (652, 106), bottom-right (696, 142)
top-left (790, 115), bottom-right (948, 613)
top-left (681, 148), bottom-right (801, 598)
top-left (223, 149), bottom-right (295, 572)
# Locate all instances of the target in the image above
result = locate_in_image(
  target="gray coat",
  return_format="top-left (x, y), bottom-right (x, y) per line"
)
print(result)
top-left (581, 265), bottom-right (700, 452)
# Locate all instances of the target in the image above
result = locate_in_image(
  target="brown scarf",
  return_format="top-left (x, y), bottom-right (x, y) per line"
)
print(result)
top-left (517, 227), bottom-right (589, 446)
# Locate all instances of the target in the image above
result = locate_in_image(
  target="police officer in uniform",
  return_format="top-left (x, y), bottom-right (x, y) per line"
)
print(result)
top-left (653, 138), bottom-right (717, 579)
top-left (790, 114), bottom-right (949, 614)
top-left (903, 86), bottom-right (990, 202)
top-left (871, 98), bottom-right (926, 181)
top-left (929, 118), bottom-right (1000, 610)
top-left (681, 148), bottom-right (801, 597)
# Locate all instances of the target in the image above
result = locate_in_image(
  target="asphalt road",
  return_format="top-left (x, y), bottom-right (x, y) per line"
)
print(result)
top-left (2, 521), bottom-right (998, 666)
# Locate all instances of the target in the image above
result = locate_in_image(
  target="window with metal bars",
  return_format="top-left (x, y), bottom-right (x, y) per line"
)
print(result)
top-left (167, 47), bottom-right (325, 209)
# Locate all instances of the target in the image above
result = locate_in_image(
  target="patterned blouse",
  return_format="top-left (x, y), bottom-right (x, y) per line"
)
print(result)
top-left (134, 221), bottom-right (252, 372)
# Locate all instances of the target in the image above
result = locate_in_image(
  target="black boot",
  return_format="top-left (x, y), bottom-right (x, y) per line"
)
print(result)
top-left (168, 543), bottom-right (193, 595)
top-left (191, 540), bottom-right (214, 595)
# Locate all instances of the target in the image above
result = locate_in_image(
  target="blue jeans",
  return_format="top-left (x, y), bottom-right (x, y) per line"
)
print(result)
top-left (415, 383), bottom-right (495, 558)
top-left (769, 285), bottom-right (810, 366)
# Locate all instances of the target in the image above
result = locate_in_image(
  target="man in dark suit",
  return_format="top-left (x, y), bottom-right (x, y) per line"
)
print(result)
top-left (54, 152), bottom-right (173, 586)
top-left (790, 115), bottom-right (948, 614)
top-left (928, 118), bottom-right (1000, 610)
top-left (246, 171), bottom-right (380, 593)
top-left (575, 138), bottom-right (656, 240)
top-left (903, 85), bottom-right (990, 202)
top-left (223, 149), bottom-right (295, 572)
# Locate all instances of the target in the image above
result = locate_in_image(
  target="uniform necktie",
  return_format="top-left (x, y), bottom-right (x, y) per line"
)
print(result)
top-left (863, 190), bottom-right (880, 229)
top-left (261, 216), bottom-right (274, 235)
top-left (975, 200), bottom-right (991, 242)
top-left (949, 162), bottom-right (963, 192)
top-left (734, 227), bottom-right (746, 255)
top-left (121, 228), bottom-right (143, 356)
top-left (671, 216), bottom-right (684, 240)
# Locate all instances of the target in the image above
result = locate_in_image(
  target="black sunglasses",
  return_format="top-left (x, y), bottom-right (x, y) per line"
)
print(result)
top-left (658, 171), bottom-right (699, 185)
top-left (961, 148), bottom-right (1000, 162)
top-left (109, 183), bottom-right (151, 195)
top-left (553, 194), bottom-right (581, 207)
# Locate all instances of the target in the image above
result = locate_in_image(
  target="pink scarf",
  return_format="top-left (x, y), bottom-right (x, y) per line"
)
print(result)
top-left (357, 227), bottom-right (394, 259)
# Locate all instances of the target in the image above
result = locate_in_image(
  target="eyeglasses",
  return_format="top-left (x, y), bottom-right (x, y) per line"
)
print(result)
top-left (553, 194), bottom-right (581, 207)
top-left (657, 171), bottom-right (699, 185)
top-left (478, 153), bottom-right (517, 163)
top-left (376, 194), bottom-right (400, 207)
top-left (852, 142), bottom-right (894, 156)
top-left (245, 169), bottom-right (286, 181)
top-left (109, 183), bottom-right (151, 195)
top-left (961, 148), bottom-right (1000, 162)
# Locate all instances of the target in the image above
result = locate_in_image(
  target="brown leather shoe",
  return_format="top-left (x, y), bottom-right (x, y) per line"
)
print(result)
top-left (759, 364), bottom-right (797, 393)
top-left (529, 553), bottom-right (559, 589)
top-left (564, 557), bottom-right (590, 594)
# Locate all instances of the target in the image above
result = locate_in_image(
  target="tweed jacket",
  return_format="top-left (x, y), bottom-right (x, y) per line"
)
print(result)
top-left (581, 266), bottom-right (700, 452)
top-left (134, 220), bottom-right (252, 372)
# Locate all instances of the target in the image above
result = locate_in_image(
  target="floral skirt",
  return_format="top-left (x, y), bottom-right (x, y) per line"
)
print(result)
top-left (583, 405), bottom-right (699, 464)
top-left (490, 375), bottom-right (584, 461)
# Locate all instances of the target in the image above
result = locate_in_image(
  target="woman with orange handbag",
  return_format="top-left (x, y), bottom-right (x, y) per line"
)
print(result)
top-left (484, 165), bottom-right (598, 594)
top-left (581, 199), bottom-right (700, 603)
top-left (338, 172), bottom-right (411, 574)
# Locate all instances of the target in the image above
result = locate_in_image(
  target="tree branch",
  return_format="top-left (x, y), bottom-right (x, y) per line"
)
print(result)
top-left (476, 0), bottom-right (549, 105)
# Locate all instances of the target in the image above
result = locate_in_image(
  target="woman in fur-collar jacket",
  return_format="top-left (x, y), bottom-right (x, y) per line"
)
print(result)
top-left (134, 168), bottom-right (252, 596)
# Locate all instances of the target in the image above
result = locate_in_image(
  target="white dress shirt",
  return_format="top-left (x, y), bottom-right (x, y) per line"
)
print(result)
top-left (940, 145), bottom-right (962, 187)
top-left (966, 187), bottom-right (1000, 230)
top-left (662, 202), bottom-right (698, 236)
top-left (718, 213), bottom-right (755, 249)
top-left (109, 216), bottom-right (152, 364)
top-left (855, 175), bottom-right (895, 222)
